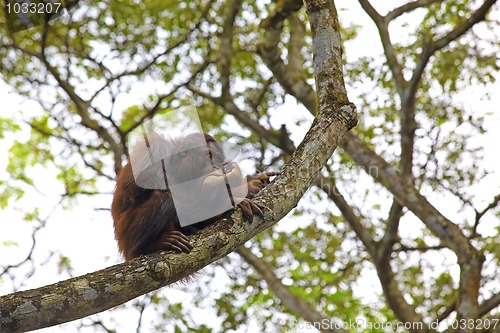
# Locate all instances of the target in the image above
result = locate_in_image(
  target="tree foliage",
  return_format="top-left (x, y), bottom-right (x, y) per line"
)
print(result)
top-left (0, 0), bottom-right (499, 332)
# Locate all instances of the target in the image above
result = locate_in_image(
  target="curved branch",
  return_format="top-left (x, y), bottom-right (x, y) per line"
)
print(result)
top-left (386, 0), bottom-right (444, 22)
top-left (317, 177), bottom-right (428, 331)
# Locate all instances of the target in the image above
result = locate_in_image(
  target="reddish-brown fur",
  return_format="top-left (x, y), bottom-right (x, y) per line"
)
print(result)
top-left (111, 133), bottom-right (276, 260)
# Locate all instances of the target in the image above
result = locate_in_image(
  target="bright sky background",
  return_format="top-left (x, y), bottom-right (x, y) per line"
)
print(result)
top-left (1, 1), bottom-right (499, 332)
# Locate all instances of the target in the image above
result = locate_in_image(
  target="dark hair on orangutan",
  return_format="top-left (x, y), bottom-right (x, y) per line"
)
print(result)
top-left (111, 132), bottom-right (277, 260)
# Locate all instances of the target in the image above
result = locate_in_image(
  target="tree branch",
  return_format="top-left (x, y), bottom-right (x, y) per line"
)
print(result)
top-left (316, 177), bottom-right (375, 254)
top-left (341, 132), bottom-right (478, 259)
top-left (431, 0), bottom-right (497, 53)
top-left (237, 246), bottom-right (348, 333)
top-left (219, 0), bottom-right (242, 99)
top-left (479, 293), bottom-right (500, 317)
top-left (357, 0), bottom-right (406, 96)
top-left (386, 0), bottom-right (444, 22)
top-left (341, 131), bottom-right (485, 323)
top-left (317, 176), bottom-right (427, 330)
top-left (258, 0), bottom-right (317, 113)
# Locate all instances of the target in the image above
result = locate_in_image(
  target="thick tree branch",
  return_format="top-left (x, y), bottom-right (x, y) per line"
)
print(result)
top-left (306, 0), bottom-right (351, 110)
